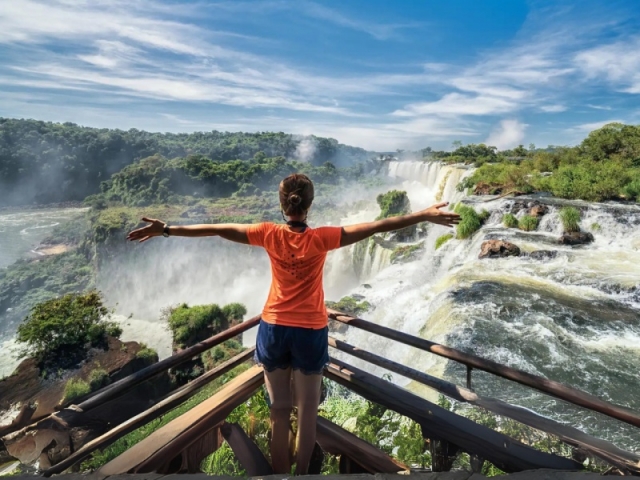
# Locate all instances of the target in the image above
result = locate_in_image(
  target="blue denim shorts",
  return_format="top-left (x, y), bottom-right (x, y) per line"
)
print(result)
top-left (255, 319), bottom-right (329, 375)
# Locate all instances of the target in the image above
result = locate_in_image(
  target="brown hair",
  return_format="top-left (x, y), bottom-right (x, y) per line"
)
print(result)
top-left (279, 173), bottom-right (314, 217)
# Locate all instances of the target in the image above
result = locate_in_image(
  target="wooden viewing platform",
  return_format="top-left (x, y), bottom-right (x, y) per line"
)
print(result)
top-left (2, 309), bottom-right (639, 477)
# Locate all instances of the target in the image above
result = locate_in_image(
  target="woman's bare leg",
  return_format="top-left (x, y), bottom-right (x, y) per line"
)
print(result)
top-left (292, 370), bottom-right (322, 475)
top-left (264, 368), bottom-right (293, 474)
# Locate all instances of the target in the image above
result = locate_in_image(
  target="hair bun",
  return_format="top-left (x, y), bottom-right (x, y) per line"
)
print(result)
top-left (289, 194), bottom-right (301, 206)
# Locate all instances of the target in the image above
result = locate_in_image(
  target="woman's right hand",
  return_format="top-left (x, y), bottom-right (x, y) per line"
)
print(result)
top-left (127, 217), bottom-right (166, 243)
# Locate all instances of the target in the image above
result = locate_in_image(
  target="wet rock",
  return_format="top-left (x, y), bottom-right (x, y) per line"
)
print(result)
top-left (559, 232), bottom-right (594, 245)
top-left (528, 250), bottom-right (558, 261)
top-left (474, 182), bottom-right (502, 195)
top-left (479, 240), bottom-right (521, 259)
top-left (529, 204), bottom-right (549, 217)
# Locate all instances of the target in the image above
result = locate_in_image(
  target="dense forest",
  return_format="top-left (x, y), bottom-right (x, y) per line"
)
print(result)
top-left (438, 123), bottom-right (640, 202)
top-left (0, 118), bottom-right (372, 206)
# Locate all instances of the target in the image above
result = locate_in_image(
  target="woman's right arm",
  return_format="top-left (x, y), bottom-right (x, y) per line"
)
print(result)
top-left (127, 217), bottom-right (252, 244)
top-left (339, 202), bottom-right (460, 247)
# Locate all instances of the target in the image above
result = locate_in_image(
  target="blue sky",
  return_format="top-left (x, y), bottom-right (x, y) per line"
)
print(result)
top-left (0, 0), bottom-right (639, 151)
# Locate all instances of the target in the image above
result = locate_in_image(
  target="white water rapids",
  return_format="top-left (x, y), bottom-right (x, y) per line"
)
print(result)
top-left (1, 161), bottom-right (639, 451)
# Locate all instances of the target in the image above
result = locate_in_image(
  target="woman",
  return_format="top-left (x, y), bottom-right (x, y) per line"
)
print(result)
top-left (127, 173), bottom-right (460, 475)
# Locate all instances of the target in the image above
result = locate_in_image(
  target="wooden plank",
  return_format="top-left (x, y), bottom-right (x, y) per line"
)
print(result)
top-left (315, 415), bottom-right (408, 474)
top-left (328, 336), bottom-right (640, 473)
top-left (42, 348), bottom-right (254, 476)
top-left (78, 316), bottom-right (260, 411)
top-left (220, 422), bottom-right (273, 476)
top-left (157, 425), bottom-right (224, 474)
top-left (323, 358), bottom-right (581, 473)
top-left (97, 365), bottom-right (264, 475)
top-left (327, 308), bottom-right (640, 429)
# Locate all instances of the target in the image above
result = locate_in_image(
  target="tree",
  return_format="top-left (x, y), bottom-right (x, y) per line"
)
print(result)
top-left (16, 291), bottom-right (121, 366)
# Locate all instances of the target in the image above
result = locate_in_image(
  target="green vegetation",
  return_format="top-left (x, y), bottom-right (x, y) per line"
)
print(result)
top-left (15, 291), bottom-right (121, 367)
top-left (591, 222), bottom-right (602, 231)
top-left (502, 213), bottom-right (519, 228)
top-left (375, 190), bottom-right (411, 219)
top-left (390, 242), bottom-right (424, 263)
top-left (0, 118), bottom-right (372, 206)
top-left (62, 378), bottom-right (91, 404)
top-left (166, 302), bottom-right (247, 348)
top-left (454, 204), bottom-right (485, 239)
top-left (326, 296), bottom-right (371, 316)
top-left (435, 233), bottom-right (454, 250)
top-left (201, 339), bottom-right (244, 371)
top-left (559, 206), bottom-right (581, 233)
top-left (88, 368), bottom-right (111, 391)
top-left (518, 215), bottom-right (539, 232)
top-left (0, 251), bottom-right (95, 334)
top-left (136, 345), bottom-right (159, 364)
top-left (456, 123), bottom-right (640, 202)
top-left (97, 153), bottom-right (365, 207)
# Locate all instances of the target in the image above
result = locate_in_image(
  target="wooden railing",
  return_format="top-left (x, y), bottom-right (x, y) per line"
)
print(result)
top-left (2, 309), bottom-right (638, 476)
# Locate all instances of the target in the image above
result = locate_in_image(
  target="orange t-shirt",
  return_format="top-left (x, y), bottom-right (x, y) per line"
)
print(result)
top-left (246, 222), bottom-right (342, 329)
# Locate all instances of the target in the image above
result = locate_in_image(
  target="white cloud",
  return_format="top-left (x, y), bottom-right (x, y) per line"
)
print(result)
top-left (486, 120), bottom-right (527, 149)
top-left (393, 93), bottom-right (519, 117)
top-left (586, 104), bottom-right (612, 110)
top-left (540, 105), bottom-right (567, 112)
top-left (566, 119), bottom-right (624, 133)
top-left (575, 37), bottom-right (640, 93)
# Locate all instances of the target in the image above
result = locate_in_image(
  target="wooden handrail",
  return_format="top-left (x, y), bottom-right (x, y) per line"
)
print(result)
top-left (42, 348), bottom-right (255, 477)
top-left (78, 315), bottom-right (260, 411)
top-left (327, 308), bottom-right (640, 429)
top-left (324, 357), bottom-right (580, 473)
top-left (328, 336), bottom-right (640, 473)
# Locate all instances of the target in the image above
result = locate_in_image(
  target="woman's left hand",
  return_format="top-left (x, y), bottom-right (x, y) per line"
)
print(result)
top-left (127, 217), bottom-right (166, 243)
top-left (421, 202), bottom-right (461, 227)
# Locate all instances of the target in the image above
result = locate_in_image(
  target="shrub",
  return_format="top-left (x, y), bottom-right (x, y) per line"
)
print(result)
top-left (478, 209), bottom-right (491, 222)
top-left (502, 213), bottom-right (519, 228)
top-left (62, 378), bottom-right (91, 403)
top-left (167, 303), bottom-right (247, 348)
top-left (518, 215), bottom-right (539, 232)
top-left (375, 190), bottom-right (411, 219)
top-left (326, 296), bottom-right (371, 316)
top-left (16, 291), bottom-right (119, 365)
top-left (136, 345), bottom-right (159, 364)
top-left (559, 207), bottom-right (581, 233)
top-left (454, 204), bottom-right (483, 239)
top-left (88, 368), bottom-right (111, 391)
top-left (435, 233), bottom-right (453, 250)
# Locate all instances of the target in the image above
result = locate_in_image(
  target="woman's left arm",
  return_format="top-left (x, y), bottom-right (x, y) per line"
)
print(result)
top-left (127, 217), bottom-right (251, 244)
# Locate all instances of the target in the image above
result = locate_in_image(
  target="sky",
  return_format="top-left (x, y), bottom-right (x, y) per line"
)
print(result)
top-left (0, 0), bottom-right (639, 152)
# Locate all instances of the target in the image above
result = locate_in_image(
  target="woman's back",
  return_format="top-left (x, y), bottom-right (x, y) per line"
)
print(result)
top-left (246, 222), bottom-right (341, 328)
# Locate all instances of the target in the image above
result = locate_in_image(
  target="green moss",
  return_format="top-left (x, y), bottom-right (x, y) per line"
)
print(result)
top-left (590, 222), bottom-right (601, 231)
top-left (559, 206), bottom-right (581, 233)
top-left (62, 378), bottom-right (91, 403)
top-left (502, 213), bottom-right (519, 228)
top-left (435, 233), bottom-right (454, 250)
top-left (518, 215), bottom-right (539, 231)
top-left (326, 296), bottom-right (371, 316)
top-left (478, 209), bottom-right (491, 222)
top-left (390, 242), bottom-right (424, 263)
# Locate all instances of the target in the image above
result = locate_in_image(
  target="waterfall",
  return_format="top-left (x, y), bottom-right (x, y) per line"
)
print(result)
top-left (331, 189), bottom-right (640, 448)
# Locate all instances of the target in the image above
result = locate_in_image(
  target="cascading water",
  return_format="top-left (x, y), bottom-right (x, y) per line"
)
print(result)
top-left (329, 161), bottom-right (640, 449)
